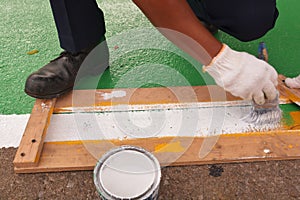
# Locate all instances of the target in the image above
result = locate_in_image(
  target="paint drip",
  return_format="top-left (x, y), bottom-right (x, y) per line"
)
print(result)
top-left (94, 146), bottom-right (161, 200)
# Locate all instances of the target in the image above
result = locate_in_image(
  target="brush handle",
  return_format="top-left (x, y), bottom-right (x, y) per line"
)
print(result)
top-left (252, 92), bottom-right (280, 109)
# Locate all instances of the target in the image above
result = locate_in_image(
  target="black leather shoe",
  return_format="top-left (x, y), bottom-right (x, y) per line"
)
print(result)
top-left (25, 41), bottom-right (109, 99)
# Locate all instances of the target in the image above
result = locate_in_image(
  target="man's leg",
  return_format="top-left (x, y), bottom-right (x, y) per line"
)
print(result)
top-left (25, 0), bottom-right (108, 99)
top-left (187, 0), bottom-right (279, 42)
top-left (50, 0), bottom-right (105, 53)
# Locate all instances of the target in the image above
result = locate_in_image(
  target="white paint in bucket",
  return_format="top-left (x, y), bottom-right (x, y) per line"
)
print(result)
top-left (94, 146), bottom-right (161, 200)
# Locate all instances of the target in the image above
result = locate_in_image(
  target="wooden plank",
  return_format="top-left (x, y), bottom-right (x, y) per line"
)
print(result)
top-left (14, 130), bottom-right (300, 173)
top-left (55, 86), bottom-right (240, 113)
top-left (54, 85), bottom-right (291, 113)
top-left (13, 98), bottom-right (56, 168)
top-left (278, 74), bottom-right (300, 105)
top-left (13, 80), bottom-right (294, 173)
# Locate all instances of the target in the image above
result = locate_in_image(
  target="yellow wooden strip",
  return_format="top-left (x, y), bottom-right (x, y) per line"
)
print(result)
top-left (13, 98), bottom-right (56, 168)
top-left (14, 130), bottom-right (300, 173)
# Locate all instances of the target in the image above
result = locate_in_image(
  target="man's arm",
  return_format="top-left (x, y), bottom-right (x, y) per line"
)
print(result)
top-left (132, 0), bottom-right (279, 105)
top-left (132, 0), bottom-right (221, 65)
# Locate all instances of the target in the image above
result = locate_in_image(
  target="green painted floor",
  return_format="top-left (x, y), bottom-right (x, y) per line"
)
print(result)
top-left (1, 0), bottom-right (300, 114)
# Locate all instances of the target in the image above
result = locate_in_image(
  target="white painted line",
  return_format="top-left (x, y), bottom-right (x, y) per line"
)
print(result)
top-left (0, 114), bottom-right (30, 148)
top-left (0, 103), bottom-right (277, 148)
top-left (45, 105), bottom-right (256, 142)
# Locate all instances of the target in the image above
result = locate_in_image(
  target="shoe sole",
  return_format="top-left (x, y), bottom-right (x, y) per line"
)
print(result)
top-left (24, 65), bottom-right (110, 99)
top-left (24, 87), bottom-right (73, 99)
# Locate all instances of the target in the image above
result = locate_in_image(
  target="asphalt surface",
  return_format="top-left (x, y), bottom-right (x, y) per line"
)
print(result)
top-left (1, 0), bottom-right (300, 199)
top-left (1, 147), bottom-right (300, 199)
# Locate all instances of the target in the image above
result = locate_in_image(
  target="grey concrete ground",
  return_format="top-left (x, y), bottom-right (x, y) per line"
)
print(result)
top-left (1, 147), bottom-right (300, 200)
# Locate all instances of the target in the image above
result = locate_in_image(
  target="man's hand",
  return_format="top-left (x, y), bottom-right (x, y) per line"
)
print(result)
top-left (285, 75), bottom-right (300, 89)
top-left (203, 44), bottom-right (278, 105)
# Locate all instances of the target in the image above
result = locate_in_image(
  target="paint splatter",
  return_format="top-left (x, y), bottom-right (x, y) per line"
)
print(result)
top-left (27, 49), bottom-right (39, 55)
top-left (99, 90), bottom-right (126, 100)
top-left (263, 149), bottom-right (271, 154)
top-left (41, 102), bottom-right (48, 109)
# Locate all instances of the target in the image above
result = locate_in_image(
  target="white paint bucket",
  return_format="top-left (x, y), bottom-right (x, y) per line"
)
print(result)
top-left (94, 146), bottom-right (161, 200)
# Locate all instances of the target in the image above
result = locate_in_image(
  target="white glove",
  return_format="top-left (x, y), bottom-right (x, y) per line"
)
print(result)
top-left (203, 44), bottom-right (278, 105)
top-left (285, 75), bottom-right (300, 89)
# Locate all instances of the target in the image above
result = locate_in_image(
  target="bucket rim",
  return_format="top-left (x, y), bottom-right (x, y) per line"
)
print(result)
top-left (93, 145), bottom-right (161, 200)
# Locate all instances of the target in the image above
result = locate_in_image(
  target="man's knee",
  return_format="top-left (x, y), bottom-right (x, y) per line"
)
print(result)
top-left (231, 21), bottom-right (276, 42)
top-left (227, 7), bottom-right (279, 42)
top-left (234, 19), bottom-right (277, 42)
top-left (201, 0), bottom-right (279, 41)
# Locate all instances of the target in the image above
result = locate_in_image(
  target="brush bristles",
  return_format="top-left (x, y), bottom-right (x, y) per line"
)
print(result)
top-left (242, 93), bottom-right (283, 130)
top-left (242, 106), bottom-right (282, 130)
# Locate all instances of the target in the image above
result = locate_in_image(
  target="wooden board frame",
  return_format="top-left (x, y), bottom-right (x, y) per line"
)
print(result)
top-left (13, 81), bottom-right (300, 173)
top-left (278, 74), bottom-right (300, 105)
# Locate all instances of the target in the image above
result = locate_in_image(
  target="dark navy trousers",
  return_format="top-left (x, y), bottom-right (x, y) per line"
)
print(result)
top-left (49, 0), bottom-right (106, 53)
top-left (187, 0), bottom-right (279, 42)
top-left (49, 0), bottom-right (279, 53)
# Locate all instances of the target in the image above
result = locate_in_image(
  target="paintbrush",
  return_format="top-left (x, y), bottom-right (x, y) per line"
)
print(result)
top-left (242, 42), bottom-right (282, 128)
top-left (242, 93), bottom-right (282, 127)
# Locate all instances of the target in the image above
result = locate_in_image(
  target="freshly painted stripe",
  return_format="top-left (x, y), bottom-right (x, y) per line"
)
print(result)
top-left (46, 105), bottom-right (258, 142)
top-left (0, 103), bottom-right (277, 148)
top-left (46, 105), bottom-right (257, 141)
